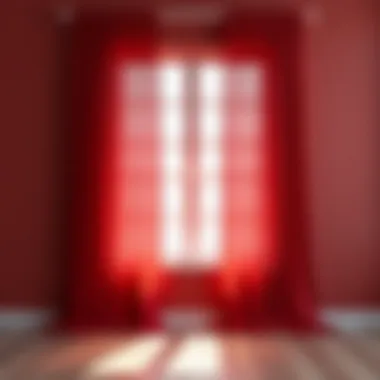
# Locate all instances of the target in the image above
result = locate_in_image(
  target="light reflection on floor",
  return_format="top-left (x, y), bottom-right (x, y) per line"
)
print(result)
top-left (86, 335), bottom-right (167, 377)
top-left (1, 332), bottom-right (380, 379)
top-left (86, 334), bottom-right (223, 379)
top-left (163, 334), bottom-right (222, 379)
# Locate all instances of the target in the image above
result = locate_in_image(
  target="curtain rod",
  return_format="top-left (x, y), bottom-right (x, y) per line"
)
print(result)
top-left (54, 2), bottom-right (323, 27)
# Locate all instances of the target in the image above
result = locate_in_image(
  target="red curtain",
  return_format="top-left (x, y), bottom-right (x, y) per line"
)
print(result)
top-left (217, 13), bottom-right (318, 331)
top-left (62, 11), bottom-right (317, 332)
top-left (63, 11), bottom-right (162, 331)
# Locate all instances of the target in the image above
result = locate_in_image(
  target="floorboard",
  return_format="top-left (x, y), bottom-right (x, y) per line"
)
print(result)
top-left (0, 331), bottom-right (379, 379)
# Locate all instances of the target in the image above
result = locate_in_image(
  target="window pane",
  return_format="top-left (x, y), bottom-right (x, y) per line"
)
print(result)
top-left (158, 62), bottom-right (186, 266)
top-left (197, 63), bottom-right (225, 264)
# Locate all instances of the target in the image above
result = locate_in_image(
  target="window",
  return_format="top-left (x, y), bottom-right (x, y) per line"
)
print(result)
top-left (122, 59), bottom-right (264, 269)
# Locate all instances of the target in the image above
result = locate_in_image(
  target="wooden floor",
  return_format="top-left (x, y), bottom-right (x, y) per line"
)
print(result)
top-left (1, 331), bottom-right (380, 379)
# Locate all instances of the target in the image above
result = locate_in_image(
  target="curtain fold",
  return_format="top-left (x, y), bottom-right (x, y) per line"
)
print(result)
top-left (63, 11), bottom-right (160, 331)
top-left (218, 12), bottom-right (318, 331)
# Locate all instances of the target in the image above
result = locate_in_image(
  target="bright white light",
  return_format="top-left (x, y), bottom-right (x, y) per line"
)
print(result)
top-left (159, 62), bottom-right (186, 266)
top-left (197, 63), bottom-right (225, 264)
top-left (159, 62), bottom-right (184, 99)
top-left (161, 107), bottom-right (184, 140)
top-left (199, 108), bottom-right (223, 141)
top-left (198, 225), bottom-right (221, 264)
top-left (164, 336), bottom-right (222, 378)
top-left (162, 222), bottom-right (186, 264)
top-left (87, 336), bottom-right (167, 376)
top-left (199, 148), bottom-right (222, 172)
top-left (162, 181), bottom-right (183, 214)
top-left (199, 64), bottom-right (225, 98)
top-left (163, 150), bottom-right (183, 173)
top-left (200, 179), bottom-right (221, 213)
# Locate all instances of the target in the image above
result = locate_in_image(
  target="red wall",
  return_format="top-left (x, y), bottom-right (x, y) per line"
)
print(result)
top-left (0, 0), bottom-right (378, 309)
top-left (304, 0), bottom-right (378, 306)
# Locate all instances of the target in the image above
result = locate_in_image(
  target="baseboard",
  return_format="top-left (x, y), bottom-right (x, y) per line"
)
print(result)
top-left (0, 309), bottom-right (54, 331)
top-left (0, 308), bottom-right (379, 333)
top-left (320, 308), bottom-right (380, 333)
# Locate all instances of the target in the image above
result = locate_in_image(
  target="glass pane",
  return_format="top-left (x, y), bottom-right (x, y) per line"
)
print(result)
top-left (158, 62), bottom-right (187, 266)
